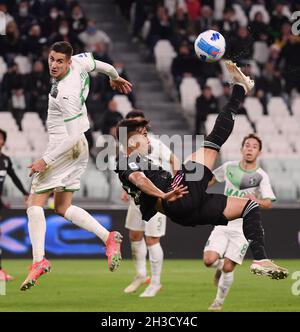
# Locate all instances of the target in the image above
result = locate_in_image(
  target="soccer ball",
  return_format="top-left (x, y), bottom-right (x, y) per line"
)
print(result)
top-left (194, 30), bottom-right (226, 62)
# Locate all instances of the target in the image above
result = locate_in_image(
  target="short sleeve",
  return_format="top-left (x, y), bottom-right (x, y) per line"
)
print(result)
top-left (213, 162), bottom-right (227, 182)
top-left (72, 52), bottom-right (96, 73)
top-left (259, 172), bottom-right (276, 201)
top-left (115, 156), bottom-right (142, 182)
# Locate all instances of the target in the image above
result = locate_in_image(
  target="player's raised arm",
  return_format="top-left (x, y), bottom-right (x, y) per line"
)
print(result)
top-left (93, 60), bottom-right (132, 94)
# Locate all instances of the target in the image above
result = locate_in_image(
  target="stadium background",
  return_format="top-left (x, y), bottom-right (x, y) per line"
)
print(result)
top-left (0, 0), bottom-right (299, 312)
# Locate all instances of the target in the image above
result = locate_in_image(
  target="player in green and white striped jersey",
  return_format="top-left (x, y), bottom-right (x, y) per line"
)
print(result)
top-left (204, 134), bottom-right (276, 311)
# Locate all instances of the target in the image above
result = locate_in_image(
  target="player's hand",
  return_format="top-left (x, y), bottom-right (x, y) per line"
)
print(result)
top-left (163, 185), bottom-right (188, 202)
top-left (110, 76), bottom-right (132, 94)
top-left (121, 190), bottom-right (129, 202)
top-left (28, 159), bottom-right (47, 177)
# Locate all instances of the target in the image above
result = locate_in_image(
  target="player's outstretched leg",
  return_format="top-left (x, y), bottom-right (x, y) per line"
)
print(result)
top-left (63, 205), bottom-right (123, 272)
top-left (186, 62), bottom-right (254, 170)
top-left (224, 198), bottom-right (288, 280)
top-left (242, 200), bottom-right (288, 279)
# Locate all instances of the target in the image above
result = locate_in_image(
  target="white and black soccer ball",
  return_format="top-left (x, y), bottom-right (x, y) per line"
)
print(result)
top-left (194, 30), bottom-right (226, 62)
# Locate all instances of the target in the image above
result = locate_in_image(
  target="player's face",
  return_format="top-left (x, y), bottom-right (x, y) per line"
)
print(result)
top-left (48, 51), bottom-right (71, 79)
top-left (241, 138), bottom-right (261, 163)
top-left (128, 127), bottom-right (150, 155)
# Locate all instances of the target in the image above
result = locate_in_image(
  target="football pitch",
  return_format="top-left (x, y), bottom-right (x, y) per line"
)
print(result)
top-left (1, 259), bottom-right (299, 312)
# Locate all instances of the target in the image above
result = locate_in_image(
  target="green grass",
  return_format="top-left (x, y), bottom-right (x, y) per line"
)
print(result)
top-left (0, 259), bottom-right (299, 312)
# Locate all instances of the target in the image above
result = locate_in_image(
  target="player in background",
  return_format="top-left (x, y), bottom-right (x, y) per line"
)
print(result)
top-left (204, 134), bottom-right (276, 311)
top-left (121, 110), bottom-right (180, 297)
top-left (0, 129), bottom-right (29, 281)
top-left (115, 61), bottom-right (288, 284)
top-left (20, 41), bottom-right (132, 291)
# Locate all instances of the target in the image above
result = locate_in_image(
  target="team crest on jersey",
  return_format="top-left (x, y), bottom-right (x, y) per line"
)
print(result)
top-left (249, 177), bottom-right (256, 186)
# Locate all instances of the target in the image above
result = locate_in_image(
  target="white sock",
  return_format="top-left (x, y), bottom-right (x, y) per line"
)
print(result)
top-left (148, 243), bottom-right (163, 285)
top-left (64, 205), bottom-right (109, 243)
top-left (27, 206), bottom-right (46, 263)
top-left (131, 239), bottom-right (147, 278)
top-left (215, 271), bottom-right (234, 304)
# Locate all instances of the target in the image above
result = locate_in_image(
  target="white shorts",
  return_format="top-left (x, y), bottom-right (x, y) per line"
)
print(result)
top-left (125, 199), bottom-right (166, 237)
top-left (31, 135), bottom-right (89, 194)
top-left (203, 226), bottom-right (249, 265)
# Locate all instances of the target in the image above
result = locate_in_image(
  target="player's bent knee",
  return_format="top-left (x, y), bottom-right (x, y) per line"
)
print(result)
top-left (203, 253), bottom-right (219, 267)
top-left (223, 260), bottom-right (235, 273)
top-left (129, 230), bottom-right (144, 242)
top-left (145, 236), bottom-right (160, 246)
top-left (54, 205), bottom-right (68, 217)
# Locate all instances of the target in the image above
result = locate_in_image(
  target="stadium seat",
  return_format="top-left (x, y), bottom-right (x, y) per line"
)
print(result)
top-left (291, 98), bottom-right (300, 117)
top-left (179, 77), bottom-right (201, 115)
top-left (271, 173), bottom-right (298, 201)
top-left (249, 4), bottom-right (270, 23)
top-left (14, 55), bottom-right (32, 74)
top-left (232, 4), bottom-right (248, 27)
top-left (0, 56), bottom-right (7, 82)
top-left (205, 114), bottom-right (218, 133)
top-left (154, 40), bottom-right (177, 74)
top-left (206, 78), bottom-right (223, 97)
top-left (282, 158), bottom-right (300, 173)
top-left (261, 158), bottom-right (284, 173)
top-left (274, 116), bottom-right (300, 135)
top-left (253, 41), bottom-right (269, 65)
top-left (112, 95), bottom-right (132, 117)
top-left (84, 170), bottom-right (110, 199)
top-left (255, 116), bottom-right (278, 135)
top-left (244, 97), bottom-right (264, 123)
top-left (267, 97), bottom-right (290, 118)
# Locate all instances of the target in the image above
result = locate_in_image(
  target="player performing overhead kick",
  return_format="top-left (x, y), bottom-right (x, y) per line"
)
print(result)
top-left (20, 41), bottom-right (132, 291)
top-left (115, 61), bottom-right (288, 282)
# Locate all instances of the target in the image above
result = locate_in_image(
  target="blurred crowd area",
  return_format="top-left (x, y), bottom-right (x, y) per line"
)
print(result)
top-left (0, 0), bottom-right (135, 139)
top-left (1, 0), bottom-right (300, 136)
top-left (116, 0), bottom-right (300, 132)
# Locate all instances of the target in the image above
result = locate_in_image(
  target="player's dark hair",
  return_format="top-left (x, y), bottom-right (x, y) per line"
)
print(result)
top-left (116, 119), bottom-right (150, 141)
top-left (242, 133), bottom-right (262, 151)
top-left (0, 129), bottom-right (7, 142)
top-left (50, 41), bottom-right (73, 59)
top-left (125, 110), bottom-right (145, 119)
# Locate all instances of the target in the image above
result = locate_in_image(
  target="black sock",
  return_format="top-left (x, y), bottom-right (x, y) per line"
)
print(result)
top-left (242, 200), bottom-right (268, 260)
top-left (203, 85), bottom-right (245, 151)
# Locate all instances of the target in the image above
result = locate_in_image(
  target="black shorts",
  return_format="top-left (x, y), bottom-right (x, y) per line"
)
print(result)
top-left (163, 161), bottom-right (228, 227)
